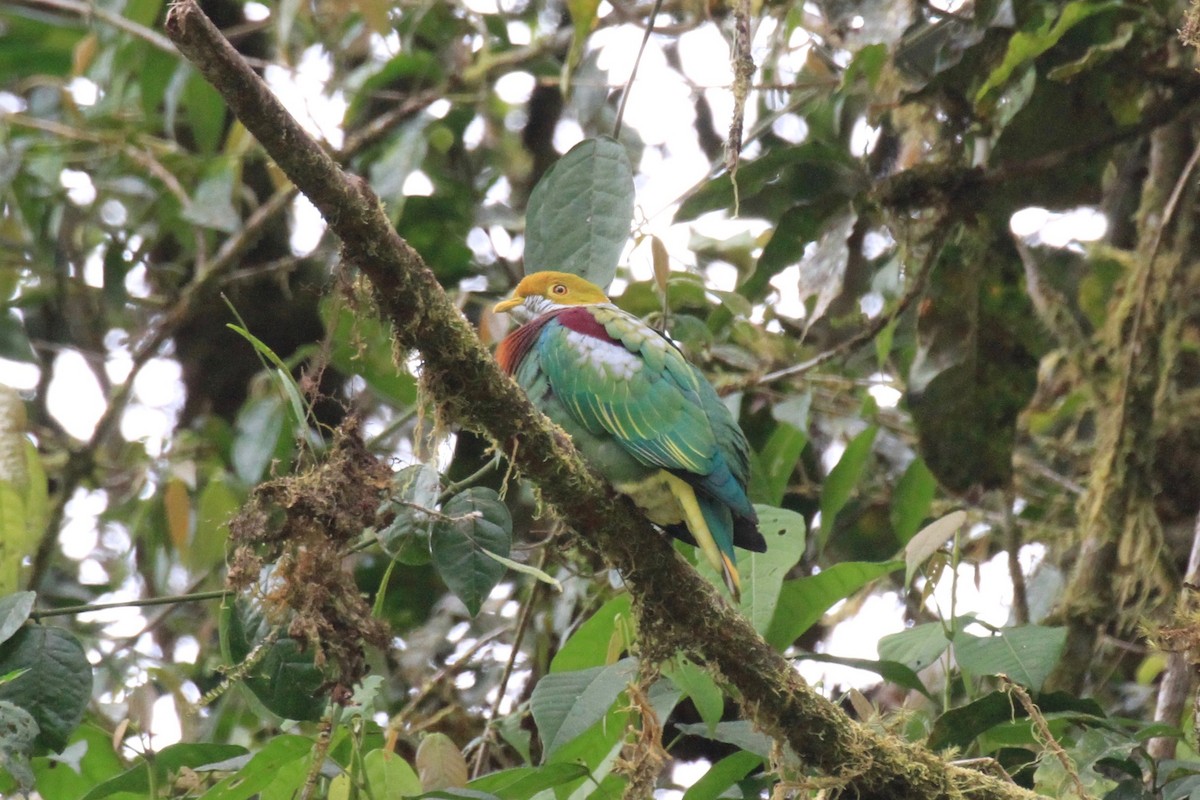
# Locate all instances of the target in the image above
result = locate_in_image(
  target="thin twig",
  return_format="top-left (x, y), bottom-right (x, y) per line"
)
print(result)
top-left (387, 628), bottom-right (508, 737)
top-left (613, 0), bottom-right (664, 138)
top-left (31, 590), bottom-right (229, 620)
top-left (11, 0), bottom-right (177, 54)
top-left (470, 550), bottom-right (548, 777)
top-left (1002, 491), bottom-right (1030, 626)
top-left (754, 228), bottom-right (937, 386)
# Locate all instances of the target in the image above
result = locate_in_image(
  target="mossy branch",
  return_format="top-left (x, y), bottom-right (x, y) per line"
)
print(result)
top-left (163, 3), bottom-right (1042, 797)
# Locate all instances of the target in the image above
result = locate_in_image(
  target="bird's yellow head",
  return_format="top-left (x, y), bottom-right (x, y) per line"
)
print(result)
top-left (493, 272), bottom-right (611, 316)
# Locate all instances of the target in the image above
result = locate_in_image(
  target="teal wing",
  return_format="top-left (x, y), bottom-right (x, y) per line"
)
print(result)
top-left (536, 307), bottom-right (758, 531)
top-left (537, 310), bottom-right (721, 479)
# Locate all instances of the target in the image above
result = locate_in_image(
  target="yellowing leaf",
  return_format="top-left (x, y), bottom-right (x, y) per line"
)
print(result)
top-left (164, 479), bottom-right (191, 553)
top-left (416, 732), bottom-right (468, 791)
top-left (651, 235), bottom-right (670, 294)
top-left (353, 0), bottom-right (391, 36)
top-left (904, 510), bottom-right (967, 588)
top-left (72, 33), bottom-right (98, 76)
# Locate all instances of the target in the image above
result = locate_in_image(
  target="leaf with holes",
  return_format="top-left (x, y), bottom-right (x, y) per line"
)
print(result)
top-left (739, 505), bottom-right (806, 636)
top-left (0, 625), bottom-right (91, 751)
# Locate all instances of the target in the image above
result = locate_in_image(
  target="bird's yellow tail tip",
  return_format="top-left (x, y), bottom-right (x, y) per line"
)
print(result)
top-left (721, 552), bottom-right (741, 603)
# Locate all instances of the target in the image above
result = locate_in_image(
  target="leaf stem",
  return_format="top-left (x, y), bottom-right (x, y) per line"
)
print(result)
top-left (612, 0), bottom-right (664, 138)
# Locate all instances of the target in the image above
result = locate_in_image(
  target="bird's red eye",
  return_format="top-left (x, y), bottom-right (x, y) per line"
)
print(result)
top-left (552, 284), bottom-right (567, 295)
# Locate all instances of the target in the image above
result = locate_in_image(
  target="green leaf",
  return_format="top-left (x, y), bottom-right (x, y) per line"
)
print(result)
top-left (748, 206), bottom-right (826, 299)
top-left (197, 735), bottom-right (313, 800)
top-left (928, 689), bottom-right (1105, 751)
top-left (0, 312), bottom-right (36, 363)
top-left (564, 0), bottom-right (601, 85)
top-left (184, 70), bottom-right (227, 155)
top-left (82, 742), bottom-right (247, 800)
top-left (771, 394), bottom-right (811, 430)
top-left (431, 488), bottom-right (512, 616)
top-left (378, 464), bottom-right (441, 559)
top-left (482, 550), bottom-right (561, 591)
top-left (525, 137), bottom-right (634, 289)
top-left (890, 458), bottom-right (937, 544)
top-left (681, 750), bottom-right (762, 800)
top-left (793, 651), bottom-right (930, 698)
top-left (0, 483), bottom-right (28, 595)
top-left (710, 289), bottom-right (752, 319)
top-left (0, 592), bottom-right (34, 647)
top-left (740, 505), bottom-right (806, 636)
top-left (0, 12), bottom-right (82, 78)
top-left (368, 117), bottom-right (430, 222)
top-left (953, 625), bottom-right (1067, 691)
top-left (231, 395), bottom-right (288, 485)
top-left (225, 324), bottom-right (309, 431)
top-left (904, 510), bottom-right (966, 588)
top-left (877, 617), bottom-right (972, 672)
top-left (219, 598), bottom-right (327, 722)
top-left (332, 749), bottom-right (421, 798)
top-left (673, 721), bottom-right (774, 759)
top-left (0, 625), bottom-right (91, 752)
top-left (766, 561), bottom-right (901, 650)
top-left (818, 425), bottom-right (877, 551)
top-left (752, 422), bottom-right (806, 506)
top-left (664, 657), bottom-right (724, 733)
top-left (21, 440), bottom-right (47, 546)
top-left (324, 297), bottom-right (418, 408)
top-left (101, 240), bottom-right (128, 308)
top-left (1033, 727), bottom-right (1131, 798)
top-left (469, 763), bottom-right (590, 799)
top-left (32, 724), bottom-right (125, 800)
top-left (676, 142), bottom-right (862, 227)
top-left (396, 196), bottom-right (475, 284)
top-left (551, 593), bottom-right (632, 672)
top-left (190, 477), bottom-right (239, 571)
top-left (530, 656), bottom-right (637, 761)
top-left (975, 1), bottom-right (1124, 105)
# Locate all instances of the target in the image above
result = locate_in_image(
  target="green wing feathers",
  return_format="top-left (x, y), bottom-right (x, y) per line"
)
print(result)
top-left (538, 316), bottom-right (720, 478)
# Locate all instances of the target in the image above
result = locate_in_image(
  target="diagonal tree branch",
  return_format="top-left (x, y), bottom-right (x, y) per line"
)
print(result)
top-left (163, 3), bottom-right (1041, 797)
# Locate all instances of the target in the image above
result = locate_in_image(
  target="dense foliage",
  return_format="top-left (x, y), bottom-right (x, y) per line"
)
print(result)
top-left (2, 0), bottom-right (1200, 797)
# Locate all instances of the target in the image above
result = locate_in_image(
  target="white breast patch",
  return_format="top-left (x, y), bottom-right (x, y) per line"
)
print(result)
top-left (565, 329), bottom-right (642, 381)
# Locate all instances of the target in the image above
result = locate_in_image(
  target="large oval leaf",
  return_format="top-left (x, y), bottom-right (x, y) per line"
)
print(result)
top-left (219, 598), bottom-right (326, 722)
top-left (530, 656), bottom-right (637, 761)
top-left (954, 624), bottom-right (1067, 691)
top-left (0, 625), bottom-right (91, 752)
top-left (524, 137), bottom-right (634, 289)
top-left (431, 488), bottom-right (512, 616)
top-left (766, 561), bottom-right (901, 650)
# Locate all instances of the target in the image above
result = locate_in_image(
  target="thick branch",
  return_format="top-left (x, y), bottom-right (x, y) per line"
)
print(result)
top-left (163, 4), bottom-right (1041, 797)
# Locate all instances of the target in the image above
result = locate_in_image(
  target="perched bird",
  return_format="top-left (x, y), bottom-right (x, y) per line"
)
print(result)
top-left (493, 271), bottom-right (765, 599)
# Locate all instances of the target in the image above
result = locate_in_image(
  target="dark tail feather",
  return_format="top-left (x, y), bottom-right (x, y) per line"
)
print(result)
top-left (734, 513), bottom-right (766, 553)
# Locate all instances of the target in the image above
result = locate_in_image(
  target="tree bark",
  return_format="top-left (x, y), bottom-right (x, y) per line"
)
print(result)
top-left (164, 3), bottom-right (1043, 797)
